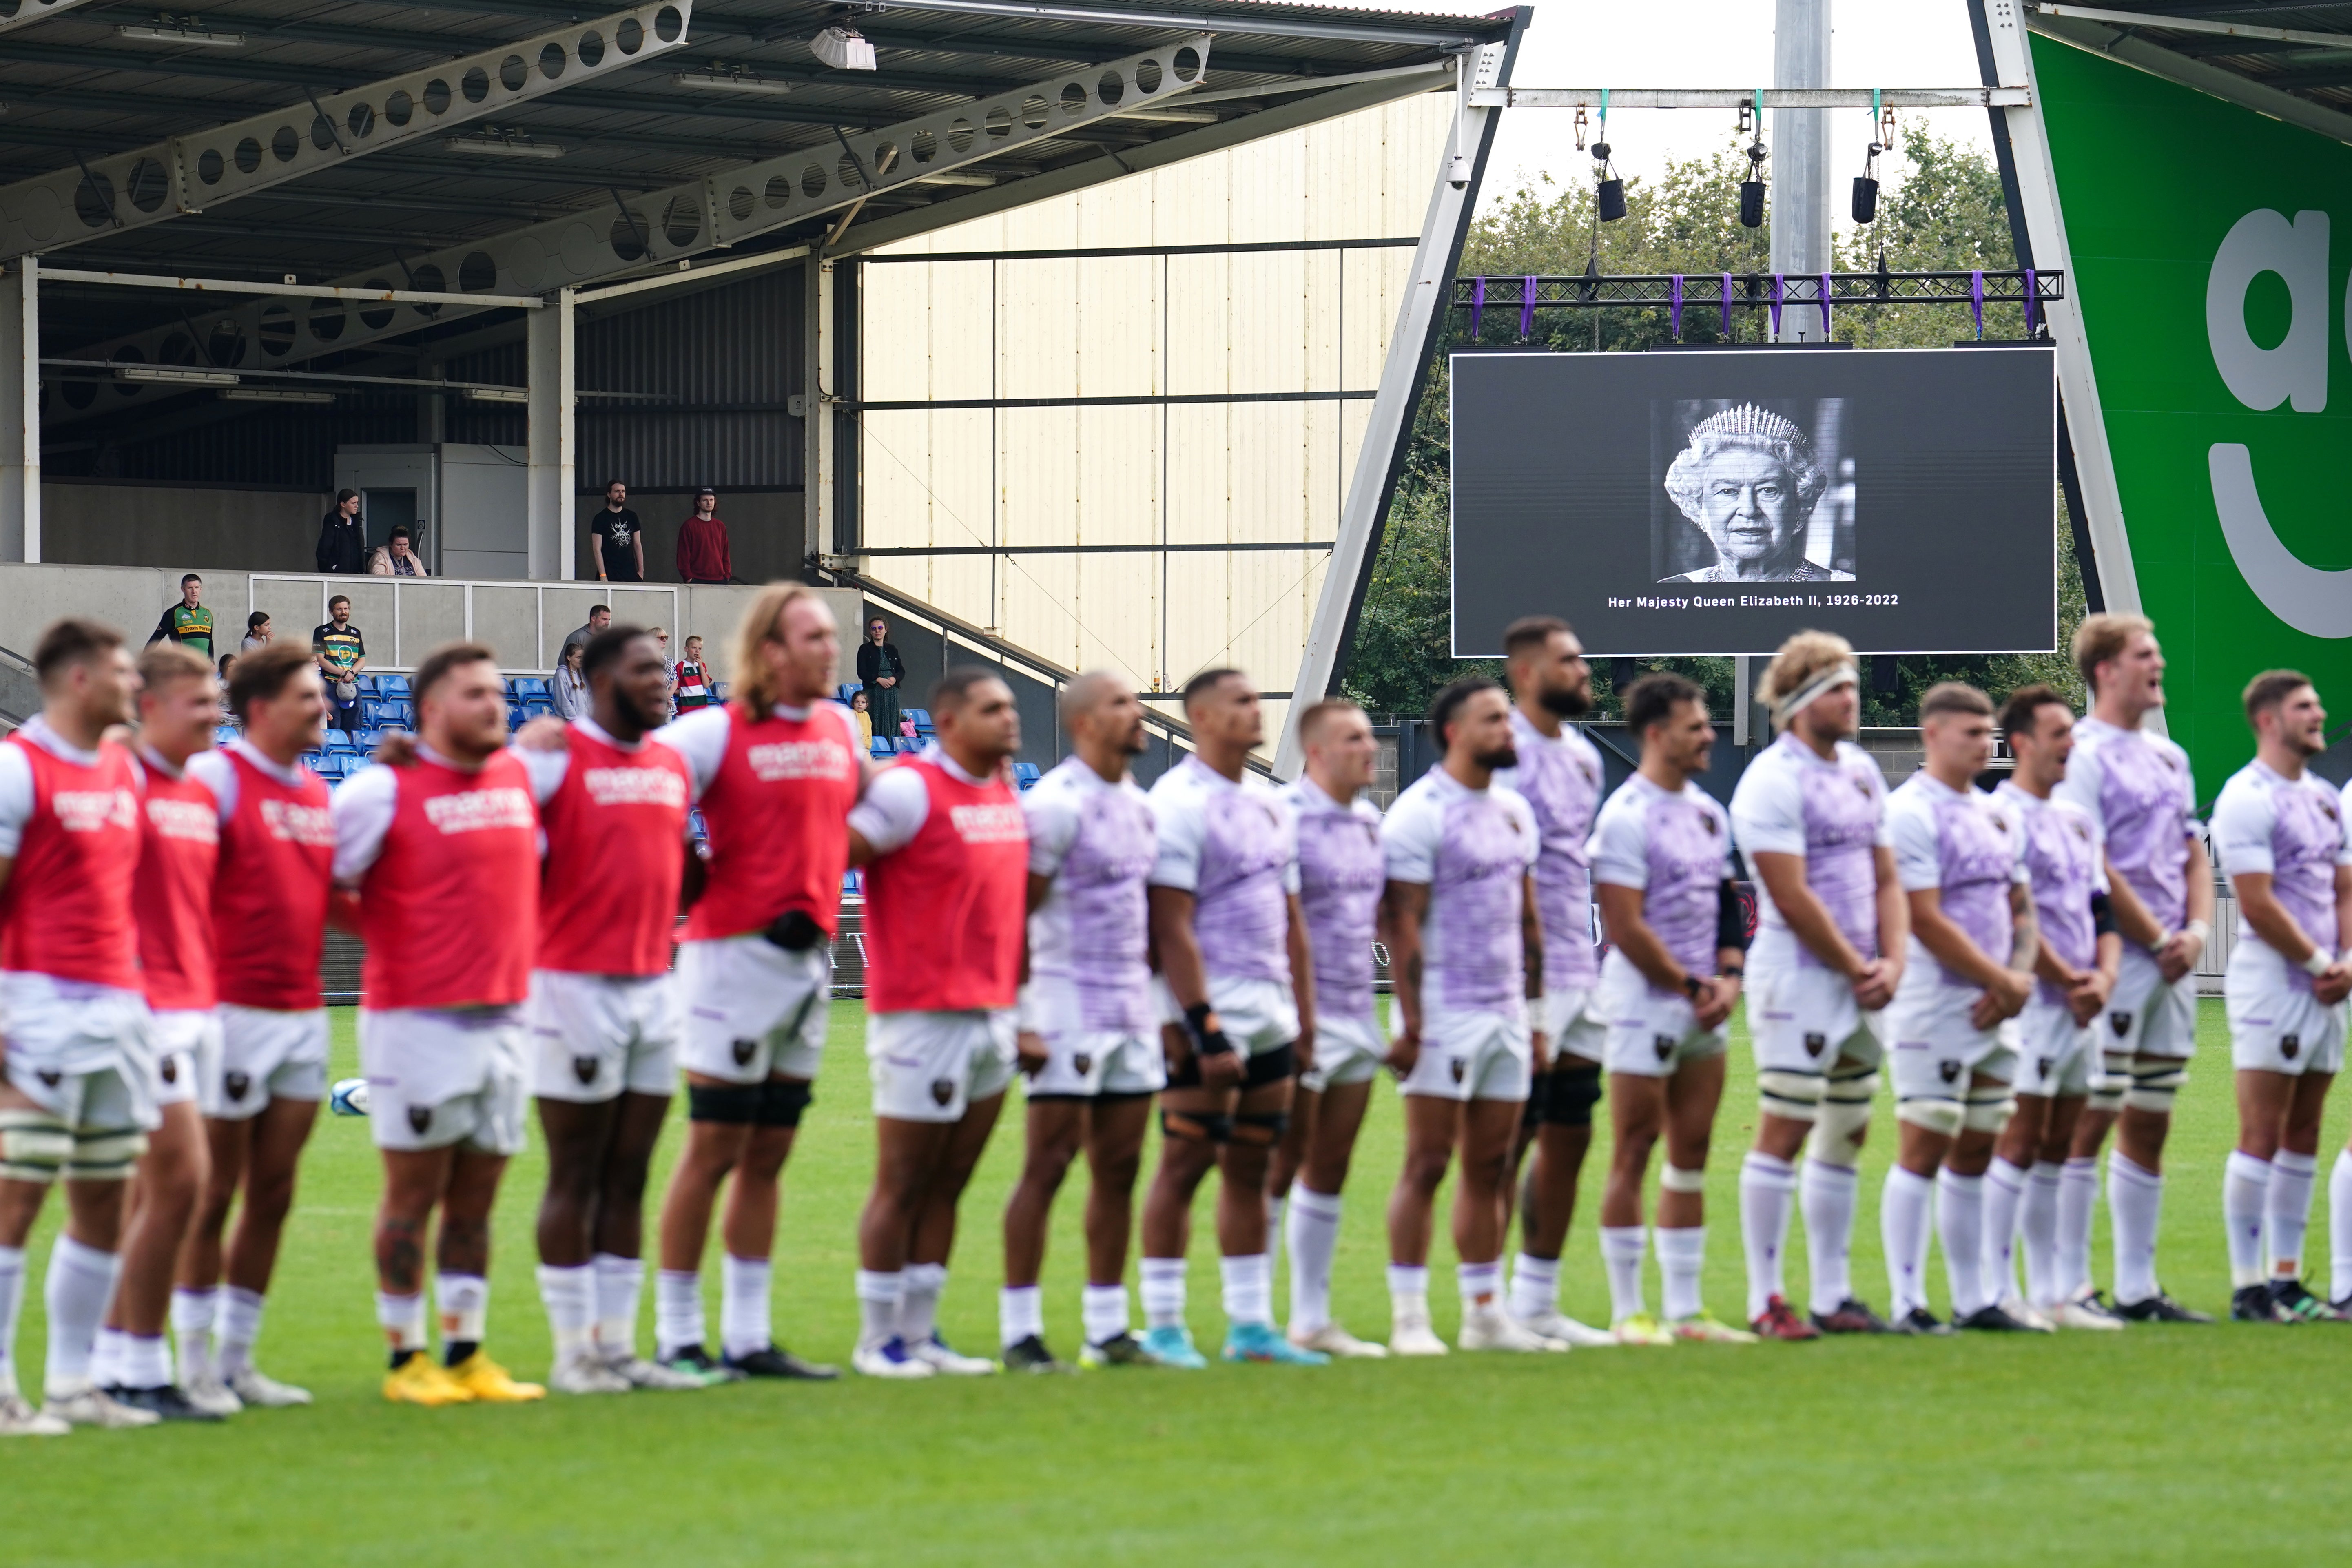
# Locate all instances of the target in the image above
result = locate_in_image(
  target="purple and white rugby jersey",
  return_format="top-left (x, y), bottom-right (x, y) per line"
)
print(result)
top-left (1888, 773), bottom-right (2030, 989)
top-left (1991, 782), bottom-right (2108, 1007)
top-left (1024, 755), bottom-right (1158, 1033)
top-left (1281, 777), bottom-right (1384, 1023)
top-left (1383, 768), bottom-right (1539, 1014)
top-left (1148, 754), bottom-right (1298, 987)
top-left (1730, 729), bottom-right (1891, 971)
top-left (1588, 773), bottom-right (1736, 982)
top-left (2211, 760), bottom-right (2352, 992)
top-left (1492, 708), bottom-right (1603, 992)
top-left (2053, 718), bottom-right (2199, 934)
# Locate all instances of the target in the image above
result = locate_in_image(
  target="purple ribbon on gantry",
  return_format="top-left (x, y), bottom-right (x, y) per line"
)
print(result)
top-left (1818, 272), bottom-right (1832, 335)
top-left (1970, 269), bottom-right (1985, 339)
top-left (1768, 274), bottom-right (1784, 337)
top-left (1720, 272), bottom-right (1734, 338)
top-left (1670, 274), bottom-right (1684, 339)
top-left (1470, 276), bottom-right (1487, 337)
top-left (1520, 275), bottom-right (1537, 339)
top-left (2022, 268), bottom-right (2039, 334)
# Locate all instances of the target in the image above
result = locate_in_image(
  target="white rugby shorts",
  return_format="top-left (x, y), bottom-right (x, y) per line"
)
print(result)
top-left (1746, 957), bottom-right (1886, 1078)
top-left (676, 935), bottom-right (828, 1084)
top-left (1887, 977), bottom-right (2019, 1103)
top-left (2101, 943), bottom-right (2198, 1062)
top-left (1597, 957), bottom-right (1730, 1079)
top-left (528, 970), bottom-right (680, 1103)
top-left (0, 974), bottom-right (157, 1132)
top-left (361, 1006), bottom-right (528, 1155)
top-left (2011, 997), bottom-right (2096, 1098)
top-left (1018, 978), bottom-right (1166, 1098)
top-left (2226, 966), bottom-right (2348, 1077)
top-left (1154, 972), bottom-right (1298, 1058)
top-left (210, 1005), bottom-right (330, 1118)
top-left (868, 1008), bottom-right (1018, 1123)
top-left (1542, 986), bottom-right (1608, 1069)
top-left (144, 1008), bottom-right (223, 1110)
top-left (1397, 1005), bottom-right (1531, 1102)
top-left (1300, 1011), bottom-right (1383, 1093)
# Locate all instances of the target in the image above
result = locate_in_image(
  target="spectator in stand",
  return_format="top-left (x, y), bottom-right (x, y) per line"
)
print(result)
top-left (849, 688), bottom-right (873, 752)
top-left (647, 627), bottom-right (673, 716)
top-left (673, 635), bottom-right (715, 713)
top-left (241, 612), bottom-right (272, 653)
top-left (561, 604), bottom-right (611, 664)
top-left (217, 655), bottom-right (238, 723)
top-left (368, 526), bottom-right (430, 577)
top-left (675, 487), bottom-right (731, 584)
top-left (315, 490), bottom-right (365, 574)
top-left (552, 642), bottom-right (589, 721)
top-left (312, 594), bottom-right (368, 735)
top-left (857, 614), bottom-right (906, 742)
top-left (591, 480), bottom-right (644, 584)
top-left (148, 574), bottom-right (215, 660)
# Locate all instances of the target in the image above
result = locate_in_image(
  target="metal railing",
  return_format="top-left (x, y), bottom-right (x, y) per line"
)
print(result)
top-left (249, 572), bottom-right (687, 674)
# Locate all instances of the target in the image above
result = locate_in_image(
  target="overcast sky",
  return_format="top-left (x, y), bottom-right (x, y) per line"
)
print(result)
top-left (1402, 0), bottom-right (2002, 220)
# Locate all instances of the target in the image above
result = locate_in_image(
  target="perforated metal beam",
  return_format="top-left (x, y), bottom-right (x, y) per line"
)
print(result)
top-left (46, 34), bottom-right (1211, 430)
top-left (0, 0), bottom-right (102, 34)
top-left (0, 0), bottom-right (693, 261)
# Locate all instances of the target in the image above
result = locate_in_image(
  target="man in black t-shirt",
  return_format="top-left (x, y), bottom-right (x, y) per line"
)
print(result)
top-left (590, 479), bottom-right (644, 582)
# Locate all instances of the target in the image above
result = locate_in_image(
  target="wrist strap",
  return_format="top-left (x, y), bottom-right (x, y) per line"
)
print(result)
top-left (1184, 1000), bottom-right (1234, 1056)
top-left (2302, 949), bottom-right (2334, 978)
top-left (2184, 919), bottom-right (2210, 944)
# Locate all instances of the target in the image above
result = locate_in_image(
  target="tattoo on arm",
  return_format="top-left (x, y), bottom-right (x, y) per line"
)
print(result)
top-left (2009, 883), bottom-right (2040, 972)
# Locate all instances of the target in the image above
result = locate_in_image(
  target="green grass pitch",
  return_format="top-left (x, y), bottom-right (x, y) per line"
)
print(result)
top-left (8, 997), bottom-right (2350, 1566)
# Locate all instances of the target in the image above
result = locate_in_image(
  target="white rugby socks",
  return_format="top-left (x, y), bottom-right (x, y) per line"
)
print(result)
top-left (1936, 1170), bottom-right (1986, 1319)
top-left (1879, 1167), bottom-right (1933, 1319)
top-left (89, 1326), bottom-right (128, 1389)
top-left (1080, 1283), bottom-right (1130, 1347)
top-left (2108, 1153), bottom-right (2164, 1306)
top-left (2055, 1156), bottom-right (2100, 1298)
top-left (998, 1284), bottom-right (1043, 1350)
top-left (1285, 1188), bottom-right (1343, 1333)
top-left (217, 1285), bottom-right (265, 1378)
top-left (376, 1290), bottom-right (427, 1356)
top-left (1219, 1253), bottom-right (1271, 1329)
top-left (853, 1270), bottom-right (902, 1349)
top-left (1800, 1160), bottom-right (1859, 1317)
top-left (42, 1236), bottom-right (119, 1392)
top-left (720, 1254), bottom-right (773, 1359)
top-left (654, 1269), bottom-right (704, 1359)
top-left (2223, 1150), bottom-right (2271, 1288)
top-left (1656, 1227), bottom-right (1705, 1323)
top-left (900, 1263), bottom-right (947, 1346)
top-left (2333, 1152), bottom-right (2352, 1304)
top-left (2020, 1161), bottom-right (2063, 1307)
top-left (171, 1285), bottom-right (219, 1384)
top-left (1139, 1257), bottom-right (1186, 1330)
top-left (537, 1263), bottom-right (597, 1363)
top-left (1982, 1159), bottom-right (2028, 1307)
top-left (1386, 1263), bottom-right (1430, 1334)
top-left (1739, 1151), bottom-right (1797, 1321)
top-left (124, 1333), bottom-right (171, 1391)
top-left (1598, 1227), bottom-right (1646, 1322)
top-left (436, 1273), bottom-right (488, 1358)
top-left (1506, 1253), bottom-right (1559, 1322)
top-left (2266, 1149), bottom-right (2317, 1280)
top-left (1456, 1259), bottom-right (1501, 1315)
top-left (592, 1254), bottom-right (645, 1358)
top-left (0, 1244), bottom-right (22, 1393)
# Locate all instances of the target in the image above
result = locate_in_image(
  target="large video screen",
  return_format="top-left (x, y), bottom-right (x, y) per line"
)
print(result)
top-left (1449, 346), bottom-right (2057, 657)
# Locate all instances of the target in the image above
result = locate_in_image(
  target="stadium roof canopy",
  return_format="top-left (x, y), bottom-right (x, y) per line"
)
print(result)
top-left (2023, 2), bottom-right (2352, 128)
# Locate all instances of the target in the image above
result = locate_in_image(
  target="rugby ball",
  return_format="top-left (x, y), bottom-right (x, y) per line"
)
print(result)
top-left (329, 1077), bottom-right (371, 1117)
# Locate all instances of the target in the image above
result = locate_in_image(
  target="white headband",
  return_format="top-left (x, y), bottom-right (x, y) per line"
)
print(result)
top-left (1773, 661), bottom-right (1859, 723)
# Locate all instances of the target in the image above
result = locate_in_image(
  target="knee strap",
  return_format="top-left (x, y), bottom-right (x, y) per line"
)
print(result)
top-left (1658, 1163), bottom-right (1707, 1194)
top-left (1544, 1063), bottom-right (1602, 1127)
top-left (1758, 1069), bottom-right (1825, 1122)
top-left (757, 1078), bottom-right (813, 1128)
top-left (1962, 1085), bottom-right (2017, 1134)
top-left (687, 1082), bottom-right (765, 1124)
top-left (1243, 1044), bottom-right (1298, 1089)
top-left (0, 1109), bottom-right (72, 1183)
top-left (1805, 1069), bottom-right (1878, 1163)
top-left (2122, 1058), bottom-right (2186, 1114)
top-left (1896, 1097), bottom-right (1964, 1137)
top-left (1160, 1109), bottom-right (1231, 1144)
top-left (62, 1127), bottom-right (146, 1181)
top-left (1228, 1110), bottom-right (1289, 1146)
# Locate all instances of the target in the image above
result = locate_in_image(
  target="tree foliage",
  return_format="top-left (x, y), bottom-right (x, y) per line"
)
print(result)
top-left (1338, 130), bottom-right (2088, 727)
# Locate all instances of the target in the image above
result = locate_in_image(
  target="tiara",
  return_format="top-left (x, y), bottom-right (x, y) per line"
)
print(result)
top-left (1688, 404), bottom-right (1808, 447)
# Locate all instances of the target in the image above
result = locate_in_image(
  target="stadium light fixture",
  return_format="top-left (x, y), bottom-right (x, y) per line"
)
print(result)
top-left (464, 386), bottom-right (530, 403)
top-left (812, 24), bottom-right (875, 70)
top-left (1590, 92), bottom-right (1623, 222)
top-left (221, 387), bottom-right (336, 403)
top-left (1852, 92), bottom-right (1890, 225)
top-left (115, 364), bottom-right (238, 385)
top-left (674, 69), bottom-right (795, 95)
top-left (118, 19), bottom-right (245, 44)
top-left (444, 131), bottom-right (566, 159)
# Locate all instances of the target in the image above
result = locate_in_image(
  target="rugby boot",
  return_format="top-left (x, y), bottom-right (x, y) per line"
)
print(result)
top-left (1810, 1297), bottom-right (1892, 1334)
top-left (109, 1384), bottom-right (226, 1422)
top-left (2232, 1284), bottom-right (2293, 1323)
top-left (2114, 1289), bottom-right (2212, 1324)
top-left (448, 1351), bottom-right (545, 1402)
top-left (726, 1343), bottom-right (841, 1380)
top-left (383, 1354), bottom-right (475, 1407)
top-left (1611, 1313), bottom-right (1676, 1347)
top-left (1750, 1295), bottom-right (1822, 1342)
top-left (1289, 1320), bottom-right (1390, 1358)
top-left (1139, 1324), bottom-right (1208, 1370)
top-left (1001, 1334), bottom-right (1068, 1373)
top-left (1221, 1322), bottom-right (1328, 1365)
top-left (1078, 1331), bottom-right (1160, 1369)
top-left (1670, 1312), bottom-right (1760, 1344)
top-left (1890, 1307), bottom-right (1953, 1337)
top-left (2268, 1279), bottom-right (2349, 1323)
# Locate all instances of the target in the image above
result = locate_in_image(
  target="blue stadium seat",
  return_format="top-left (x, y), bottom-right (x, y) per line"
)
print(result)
top-left (869, 739), bottom-right (898, 759)
top-left (521, 695), bottom-right (557, 718)
top-left (300, 751), bottom-right (324, 773)
top-left (837, 683), bottom-right (859, 706)
top-left (213, 725), bottom-right (240, 747)
top-left (514, 676), bottom-right (551, 701)
top-left (712, 681), bottom-right (729, 702)
top-left (322, 731), bottom-right (359, 755)
top-left (355, 673), bottom-right (383, 698)
top-left (904, 708), bottom-right (934, 736)
top-left (1013, 763), bottom-right (1041, 791)
top-left (689, 810), bottom-right (709, 844)
top-left (375, 674), bottom-right (411, 700)
top-left (312, 753), bottom-right (351, 782)
top-left (362, 697), bottom-right (413, 729)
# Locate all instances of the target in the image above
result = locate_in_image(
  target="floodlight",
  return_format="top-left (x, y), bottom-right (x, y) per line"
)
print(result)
top-left (812, 25), bottom-right (875, 70)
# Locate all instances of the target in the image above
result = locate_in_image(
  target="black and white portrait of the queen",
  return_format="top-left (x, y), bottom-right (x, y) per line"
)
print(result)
top-left (1655, 402), bottom-right (1855, 585)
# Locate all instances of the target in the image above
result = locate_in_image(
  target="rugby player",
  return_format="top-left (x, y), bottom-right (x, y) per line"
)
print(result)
top-left (651, 585), bottom-right (861, 1382)
top-left (173, 641), bottom-right (336, 1413)
top-left (1589, 673), bottom-right (1753, 1346)
top-left (2209, 672), bottom-right (2350, 1323)
top-left (1491, 617), bottom-right (1617, 1349)
top-left (1730, 632), bottom-right (1906, 1338)
top-left (92, 645), bottom-right (224, 1420)
top-left (0, 620), bottom-right (158, 1433)
top-left (1984, 687), bottom-right (2124, 1330)
top-left (2336, 764), bottom-right (2352, 1313)
top-left (2052, 614), bottom-right (2213, 1322)
top-left (1382, 679), bottom-right (1551, 1353)
top-left (336, 642), bottom-right (545, 1404)
top-left (1269, 699), bottom-right (1388, 1358)
top-left (518, 627), bottom-right (709, 1390)
top-left (999, 673), bottom-right (1162, 1371)
top-left (1879, 683), bottom-right (2041, 1335)
top-left (848, 668), bottom-right (1027, 1378)
top-left (1138, 669), bottom-right (1324, 1368)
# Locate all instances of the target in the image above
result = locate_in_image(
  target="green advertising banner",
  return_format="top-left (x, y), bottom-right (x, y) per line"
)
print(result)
top-left (2029, 34), bottom-right (2352, 801)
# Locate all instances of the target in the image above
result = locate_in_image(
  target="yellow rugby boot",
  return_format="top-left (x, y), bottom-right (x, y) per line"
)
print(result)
top-left (447, 1351), bottom-right (546, 1402)
top-left (383, 1354), bottom-right (476, 1407)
